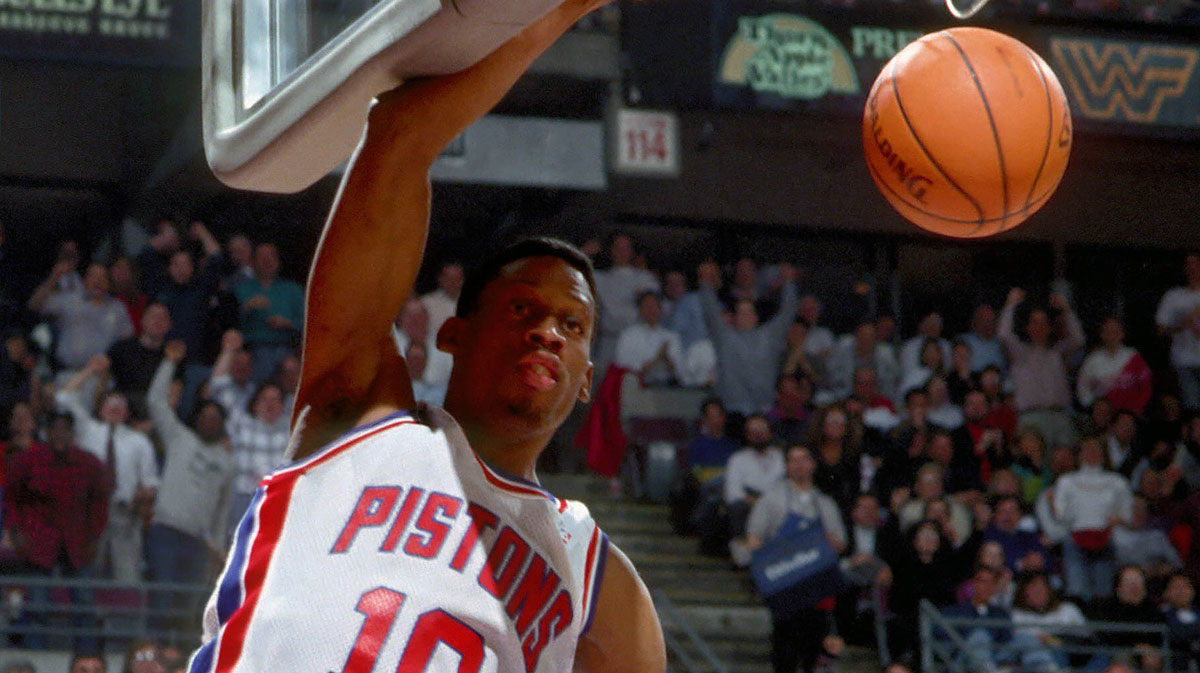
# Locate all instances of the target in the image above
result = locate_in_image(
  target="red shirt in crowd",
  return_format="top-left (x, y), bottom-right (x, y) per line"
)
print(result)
top-left (3, 442), bottom-right (110, 570)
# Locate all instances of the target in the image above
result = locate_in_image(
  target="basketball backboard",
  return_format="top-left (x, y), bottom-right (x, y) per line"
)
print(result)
top-left (202, 0), bottom-right (569, 193)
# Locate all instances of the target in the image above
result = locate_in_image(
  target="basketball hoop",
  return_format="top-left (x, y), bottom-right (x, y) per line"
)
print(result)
top-left (944, 0), bottom-right (992, 19)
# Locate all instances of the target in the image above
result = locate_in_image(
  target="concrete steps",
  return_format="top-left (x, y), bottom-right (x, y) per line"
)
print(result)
top-left (541, 474), bottom-right (884, 673)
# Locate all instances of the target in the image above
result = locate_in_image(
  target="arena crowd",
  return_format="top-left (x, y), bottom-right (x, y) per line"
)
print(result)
top-left (1, 223), bottom-right (1199, 673)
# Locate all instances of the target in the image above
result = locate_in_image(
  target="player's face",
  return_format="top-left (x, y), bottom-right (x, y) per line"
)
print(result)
top-left (440, 256), bottom-right (594, 432)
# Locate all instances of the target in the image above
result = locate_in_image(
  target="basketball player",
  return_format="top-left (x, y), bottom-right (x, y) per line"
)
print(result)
top-left (187, 1), bottom-right (665, 673)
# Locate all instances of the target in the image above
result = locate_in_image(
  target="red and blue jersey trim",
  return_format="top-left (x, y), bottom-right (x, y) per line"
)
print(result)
top-left (189, 413), bottom-right (416, 673)
top-left (579, 526), bottom-right (609, 636)
top-left (471, 451), bottom-right (568, 513)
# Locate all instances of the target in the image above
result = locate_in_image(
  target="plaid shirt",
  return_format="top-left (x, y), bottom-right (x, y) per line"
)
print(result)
top-left (4, 442), bottom-right (110, 570)
top-left (226, 408), bottom-right (290, 495)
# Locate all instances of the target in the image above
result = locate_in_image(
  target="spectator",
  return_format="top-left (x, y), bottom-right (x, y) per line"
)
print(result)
top-left (157, 222), bottom-right (223, 361)
top-left (108, 257), bottom-right (146, 334)
top-left (225, 379), bottom-right (290, 535)
top-left (4, 412), bottom-right (108, 649)
top-left (1105, 410), bottom-right (1143, 478)
top-left (69, 654), bottom-right (105, 673)
top-left (405, 341), bottom-right (447, 406)
top-left (136, 221), bottom-right (182, 300)
top-left (122, 640), bottom-right (164, 673)
top-left (849, 366), bottom-right (896, 413)
top-left (1010, 572), bottom-right (1089, 673)
top-left (878, 389), bottom-right (934, 501)
top-left (960, 303), bottom-right (1006, 374)
top-left (946, 341), bottom-right (975, 405)
top-left (207, 330), bottom-right (255, 416)
top-left (1176, 411), bottom-right (1200, 490)
top-left (55, 356), bottom-right (158, 583)
top-left (806, 405), bottom-right (862, 511)
top-left (999, 288), bottom-right (1085, 450)
top-left (1011, 427), bottom-right (1050, 505)
top-left (984, 495), bottom-right (1049, 574)
top-left (392, 299), bottom-right (452, 387)
top-left (926, 377), bottom-right (963, 430)
top-left (768, 374), bottom-right (814, 448)
top-left (823, 321), bottom-right (899, 406)
top-left (978, 364), bottom-right (1018, 438)
top-left (221, 232), bottom-right (254, 293)
top-left (727, 257), bottom-right (762, 308)
top-left (927, 429), bottom-right (984, 495)
top-left (898, 463), bottom-right (973, 545)
top-left (899, 312), bottom-right (951, 381)
top-left (883, 518), bottom-right (983, 665)
top-left (1154, 252), bottom-right (1200, 410)
top-left (233, 242), bottom-right (304, 384)
top-left (1080, 397), bottom-right (1116, 438)
top-left (105, 303), bottom-right (171, 404)
top-left (1, 331), bottom-right (35, 415)
top-left (614, 291), bottom-right (684, 386)
top-left (782, 322), bottom-right (820, 385)
top-left (592, 233), bottom-right (660, 379)
top-left (952, 390), bottom-right (1003, 492)
top-left (673, 398), bottom-right (739, 549)
top-left (1162, 573), bottom-right (1200, 673)
top-left (941, 566), bottom-right (1014, 671)
top-left (28, 262), bottom-right (133, 374)
top-left (687, 398), bottom-right (740, 486)
top-left (1035, 445), bottom-right (1077, 547)
top-left (1054, 436), bottom-right (1134, 601)
top-left (899, 338), bottom-right (948, 397)
top-left (276, 351), bottom-right (301, 414)
top-left (1112, 496), bottom-right (1182, 580)
top-left (1087, 565), bottom-right (1166, 667)
top-left (1077, 317), bottom-right (1152, 414)
top-left (663, 268), bottom-right (709, 350)
top-left (746, 445), bottom-right (846, 673)
top-left (2, 400), bottom-right (39, 461)
top-left (698, 261), bottom-right (798, 417)
top-left (724, 414), bottom-right (785, 566)
top-left (145, 344), bottom-right (235, 632)
top-left (797, 294), bottom-right (836, 382)
top-left (841, 492), bottom-right (890, 586)
top-left (420, 260), bottom-right (463, 335)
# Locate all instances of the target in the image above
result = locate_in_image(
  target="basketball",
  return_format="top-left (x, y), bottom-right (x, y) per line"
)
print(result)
top-left (862, 27), bottom-right (1073, 238)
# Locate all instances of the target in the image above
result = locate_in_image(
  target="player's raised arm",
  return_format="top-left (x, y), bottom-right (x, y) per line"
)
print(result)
top-left (292, 0), bottom-right (614, 457)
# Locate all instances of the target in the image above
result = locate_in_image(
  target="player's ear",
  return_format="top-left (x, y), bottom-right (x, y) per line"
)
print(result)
top-left (577, 361), bottom-right (593, 404)
top-left (436, 317), bottom-right (465, 355)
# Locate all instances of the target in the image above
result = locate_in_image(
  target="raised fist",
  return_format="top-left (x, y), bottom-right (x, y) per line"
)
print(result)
top-left (221, 329), bottom-right (244, 353)
top-left (1006, 287), bottom-right (1025, 308)
top-left (164, 340), bottom-right (187, 364)
top-left (88, 354), bottom-right (110, 374)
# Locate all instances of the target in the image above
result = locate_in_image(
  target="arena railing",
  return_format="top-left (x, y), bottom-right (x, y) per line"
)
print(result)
top-left (654, 589), bottom-right (732, 673)
top-left (919, 599), bottom-right (1174, 673)
top-left (0, 574), bottom-right (211, 649)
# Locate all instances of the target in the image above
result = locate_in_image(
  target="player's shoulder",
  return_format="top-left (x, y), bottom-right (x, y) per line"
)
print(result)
top-left (274, 406), bottom-right (426, 479)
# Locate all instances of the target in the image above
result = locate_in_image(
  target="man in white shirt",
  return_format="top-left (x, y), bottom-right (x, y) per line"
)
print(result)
top-left (959, 304), bottom-right (1006, 374)
top-left (1157, 253), bottom-right (1200, 410)
top-left (392, 298), bottom-right (453, 386)
top-left (900, 312), bottom-right (952, 380)
top-left (723, 415), bottom-right (785, 565)
top-left (419, 260), bottom-right (464, 335)
top-left (615, 292), bottom-right (684, 386)
top-left (593, 233), bottom-right (660, 381)
top-left (798, 294), bottom-right (835, 379)
top-left (55, 355), bottom-right (159, 583)
top-left (1053, 437), bottom-right (1133, 601)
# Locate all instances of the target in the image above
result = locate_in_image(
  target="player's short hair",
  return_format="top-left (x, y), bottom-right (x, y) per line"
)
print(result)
top-left (455, 237), bottom-right (599, 332)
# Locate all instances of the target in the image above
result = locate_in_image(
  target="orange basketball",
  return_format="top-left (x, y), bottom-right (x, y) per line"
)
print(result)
top-left (862, 27), bottom-right (1072, 238)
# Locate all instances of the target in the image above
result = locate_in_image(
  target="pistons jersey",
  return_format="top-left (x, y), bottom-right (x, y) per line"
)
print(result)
top-left (188, 404), bottom-right (609, 673)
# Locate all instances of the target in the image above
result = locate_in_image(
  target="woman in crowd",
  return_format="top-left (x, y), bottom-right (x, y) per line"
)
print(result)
top-left (1011, 427), bottom-right (1051, 506)
top-left (1010, 572), bottom-right (1089, 671)
top-left (805, 405), bottom-right (862, 512)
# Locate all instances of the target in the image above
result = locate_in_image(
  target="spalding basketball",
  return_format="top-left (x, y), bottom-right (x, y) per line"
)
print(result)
top-left (862, 27), bottom-right (1072, 238)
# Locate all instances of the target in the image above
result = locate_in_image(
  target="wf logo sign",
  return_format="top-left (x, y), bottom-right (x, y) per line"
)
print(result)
top-left (1050, 38), bottom-right (1199, 126)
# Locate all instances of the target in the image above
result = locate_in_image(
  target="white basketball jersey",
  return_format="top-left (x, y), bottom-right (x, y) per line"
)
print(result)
top-left (188, 405), bottom-right (608, 673)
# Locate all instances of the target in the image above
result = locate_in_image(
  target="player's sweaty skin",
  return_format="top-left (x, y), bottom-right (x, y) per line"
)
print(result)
top-left (289, 1), bottom-right (666, 671)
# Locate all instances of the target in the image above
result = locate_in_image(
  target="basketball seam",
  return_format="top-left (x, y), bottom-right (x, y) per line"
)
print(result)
top-left (943, 32), bottom-right (1011, 235)
top-left (867, 157), bottom-right (1057, 227)
top-left (889, 66), bottom-right (987, 231)
top-left (1023, 46), bottom-right (1054, 219)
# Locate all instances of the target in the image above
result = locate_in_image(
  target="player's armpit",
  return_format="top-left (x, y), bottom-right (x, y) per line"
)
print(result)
top-left (573, 544), bottom-right (666, 673)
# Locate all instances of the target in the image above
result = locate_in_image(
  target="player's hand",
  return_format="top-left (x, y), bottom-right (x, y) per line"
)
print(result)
top-left (1006, 287), bottom-right (1025, 307)
top-left (244, 295), bottom-right (271, 311)
top-left (221, 329), bottom-right (244, 353)
top-left (88, 354), bottom-right (111, 375)
top-left (164, 340), bottom-right (187, 364)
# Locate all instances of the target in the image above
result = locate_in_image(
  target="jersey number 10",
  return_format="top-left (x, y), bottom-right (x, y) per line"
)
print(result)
top-left (341, 587), bottom-right (485, 673)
